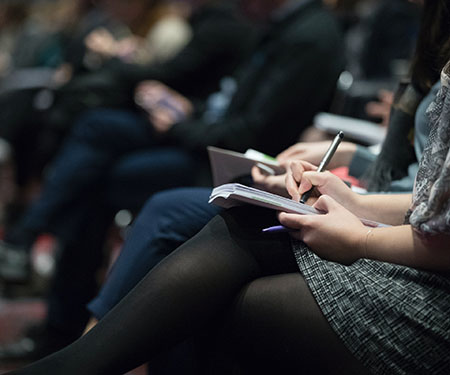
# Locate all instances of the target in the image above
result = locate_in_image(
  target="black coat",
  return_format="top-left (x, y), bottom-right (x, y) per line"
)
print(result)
top-left (168, 0), bottom-right (346, 157)
top-left (108, 2), bottom-right (257, 101)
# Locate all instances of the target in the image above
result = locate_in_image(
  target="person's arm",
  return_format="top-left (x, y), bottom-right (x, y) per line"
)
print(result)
top-left (279, 160), bottom-right (450, 271)
top-left (105, 6), bottom-right (255, 97)
top-left (168, 35), bottom-right (344, 155)
top-left (279, 196), bottom-right (450, 272)
top-left (351, 193), bottom-right (411, 225)
top-left (276, 141), bottom-right (357, 169)
top-left (285, 160), bottom-right (410, 225)
top-left (364, 225), bottom-right (450, 270)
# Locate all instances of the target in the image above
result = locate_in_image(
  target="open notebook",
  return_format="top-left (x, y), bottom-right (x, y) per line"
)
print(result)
top-left (209, 183), bottom-right (389, 228)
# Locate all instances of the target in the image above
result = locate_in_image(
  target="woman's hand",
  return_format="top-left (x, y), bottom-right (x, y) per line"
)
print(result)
top-left (279, 195), bottom-right (367, 264)
top-left (285, 160), bottom-right (361, 212)
top-left (251, 166), bottom-right (289, 197)
top-left (277, 141), bottom-right (356, 169)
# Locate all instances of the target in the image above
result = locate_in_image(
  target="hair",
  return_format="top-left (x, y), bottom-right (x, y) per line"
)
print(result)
top-left (410, 0), bottom-right (450, 93)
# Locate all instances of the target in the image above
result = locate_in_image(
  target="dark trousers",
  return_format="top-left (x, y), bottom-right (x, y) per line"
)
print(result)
top-left (88, 187), bottom-right (222, 375)
top-left (11, 109), bottom-right (197, 337)
top-left (88, 187), bottom-right (221, 318)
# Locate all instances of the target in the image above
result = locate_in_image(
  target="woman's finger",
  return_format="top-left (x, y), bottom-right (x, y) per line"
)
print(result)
top-left (312, 194), bottom-right (339, 213)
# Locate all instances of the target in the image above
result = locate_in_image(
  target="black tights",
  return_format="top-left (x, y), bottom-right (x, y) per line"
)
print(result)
top-left (10, 207), bottom-right (367, 375)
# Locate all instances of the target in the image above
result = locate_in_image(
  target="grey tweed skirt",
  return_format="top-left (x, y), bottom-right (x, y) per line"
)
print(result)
top-left (292, 240), bottom-right (450, 375)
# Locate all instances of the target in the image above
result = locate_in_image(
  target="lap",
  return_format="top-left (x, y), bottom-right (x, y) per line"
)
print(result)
top-left (106, 153), bottom-right (199, 210)
top-left (71, 108), bottom-right (156, 151)
top-left (220, 273), bottom-right (368, 374)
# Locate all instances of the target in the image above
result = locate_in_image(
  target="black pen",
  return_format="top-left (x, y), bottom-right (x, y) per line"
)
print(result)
top-left (300, 131), bottom-right (344, 204)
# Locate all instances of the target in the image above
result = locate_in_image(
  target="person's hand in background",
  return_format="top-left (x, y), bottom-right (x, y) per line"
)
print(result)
top-left (277, 141), bottom-right (356, 170)
top-left (85, 28), bottom-right (118, 58)
top-left (135, 80), bottom-right (193, 133)
top-left (251, 165), bottom-right (289, 197)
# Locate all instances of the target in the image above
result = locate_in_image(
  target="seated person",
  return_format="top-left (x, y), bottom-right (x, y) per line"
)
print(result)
top-left (5, 51), bottom-right (450, 375)
top-left (0, 0), bottom-right (255, 198)
top-left (0, 0), bottom-right (345, 360)
top-left (86, 78), bottom-right (439, 327)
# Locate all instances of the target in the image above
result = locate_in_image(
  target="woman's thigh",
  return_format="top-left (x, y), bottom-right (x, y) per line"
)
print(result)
top-left (220, 273), bottom-right (369, 375)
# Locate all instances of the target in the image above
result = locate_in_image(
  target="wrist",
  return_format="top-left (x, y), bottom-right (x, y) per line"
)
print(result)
top-left (352, 226), bottom-right (372, 261)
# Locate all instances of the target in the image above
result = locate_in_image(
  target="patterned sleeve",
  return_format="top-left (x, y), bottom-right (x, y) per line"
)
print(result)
top-left (407, 65), bottom-right (450, 235)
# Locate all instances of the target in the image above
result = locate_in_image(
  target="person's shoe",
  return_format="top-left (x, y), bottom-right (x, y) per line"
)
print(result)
top-left (0, 240), bottom-right (30, 283)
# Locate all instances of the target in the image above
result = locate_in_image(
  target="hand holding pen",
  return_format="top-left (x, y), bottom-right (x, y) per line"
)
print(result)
top-left (285, 132), bottom-right (344, 204)
top-left (300, 131), bottom-right (344, 203)
top-left (266, 132), bottom-right (345, 233)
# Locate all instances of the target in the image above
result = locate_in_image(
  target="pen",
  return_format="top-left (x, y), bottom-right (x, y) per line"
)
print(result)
top-left (262, 225), bottom-right (297, 233)
top-left (300, 131), bottom-right (344, 204)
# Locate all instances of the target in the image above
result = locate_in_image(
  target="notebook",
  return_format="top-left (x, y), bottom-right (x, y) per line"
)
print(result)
top-left (209, 183), bottom-right (389, 228)
top-left (207, 146), bottom-right (285, 186)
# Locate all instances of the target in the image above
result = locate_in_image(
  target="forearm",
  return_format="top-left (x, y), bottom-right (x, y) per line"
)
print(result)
top-left (351, 193), bottom-right (412, 225)
top-left (364, 225), bottom-right (450, 272)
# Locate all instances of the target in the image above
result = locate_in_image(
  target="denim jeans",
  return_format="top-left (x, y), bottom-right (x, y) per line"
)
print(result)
top-left (11, 109), bottom-right (197, 336)
top-left (88, 187), bottom-right (221, 318)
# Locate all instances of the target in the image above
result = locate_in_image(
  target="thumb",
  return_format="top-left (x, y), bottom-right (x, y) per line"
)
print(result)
top-left (299, 171), bottom-right (335, 195)
top-left (278, 212), bottom-right (314, 229)
top-left (312, 194), bottom-right (341, 213)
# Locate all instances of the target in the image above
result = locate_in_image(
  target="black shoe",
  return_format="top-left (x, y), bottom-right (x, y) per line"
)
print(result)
top-left (0, 241), bottom-right (30, 283)
top-left (0, 323), bottom-right (77, 361)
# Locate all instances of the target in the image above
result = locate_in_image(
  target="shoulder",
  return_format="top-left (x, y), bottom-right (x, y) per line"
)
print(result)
top-left (442, 60), bottom-right (450, 88)
top-left (282, 4), bottom-right (343, 48)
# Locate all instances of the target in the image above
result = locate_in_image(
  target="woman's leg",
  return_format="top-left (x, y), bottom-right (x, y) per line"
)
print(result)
top-left (210, 273), bottom-right (368, 374)
top-left (8, 206), bottom-right (293, 374)
top-left (88, 187), bottom-right (221, 320)
top-left (8, 207), bottom-right (364, 375)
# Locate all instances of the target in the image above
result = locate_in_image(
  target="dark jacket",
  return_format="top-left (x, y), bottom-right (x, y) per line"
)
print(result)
top-left (0, 3), bottom-right (254, 116)
top-left (47, 2), bottom-right (257, 127)
top-left (168, 0), bottom-right (346, 156)
top-left (108, 2), bottom-right (257, 100)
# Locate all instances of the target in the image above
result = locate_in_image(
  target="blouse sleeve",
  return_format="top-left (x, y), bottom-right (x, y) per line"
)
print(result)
top-left (408, 68), bottom-right (450, 235)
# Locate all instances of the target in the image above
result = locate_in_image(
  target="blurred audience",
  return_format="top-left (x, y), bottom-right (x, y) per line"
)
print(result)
top-left (0, 0), bottom-right (257, 361)
top-left (0, 0), bottom-right (344, 363)
top-left (0, 0), bottom-right (245, 216)
top-left (0, 0), bottom-right (427, 371)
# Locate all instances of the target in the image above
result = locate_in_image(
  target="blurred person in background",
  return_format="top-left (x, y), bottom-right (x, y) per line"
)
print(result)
top-left (334, 0), bottom-right (421, 121)
top-left (0, 0), bottom-right (345, 364)
top-left (0, 0), bottom-right (257, 362)
top-left (85, 0), bottom-right (192, 66)
top-left (0, 0), bottom-right (249, 211)
top-left (0, 0), bottom-right (193, 226)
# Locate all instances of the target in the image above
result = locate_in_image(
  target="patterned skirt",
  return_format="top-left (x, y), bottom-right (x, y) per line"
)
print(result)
top-left (292, 240), bottom-right (450, 375)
